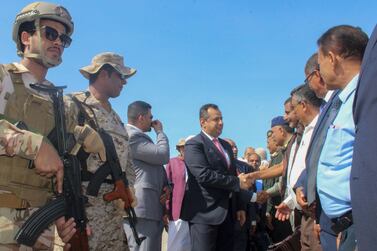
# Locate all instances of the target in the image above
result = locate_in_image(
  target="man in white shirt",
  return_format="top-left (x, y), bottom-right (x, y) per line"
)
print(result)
top-left (275, 84), bottom-right (323, 250)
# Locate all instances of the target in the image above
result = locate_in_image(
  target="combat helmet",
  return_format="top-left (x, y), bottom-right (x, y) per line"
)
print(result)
top-left (12, 2), bottom-right (74, 68)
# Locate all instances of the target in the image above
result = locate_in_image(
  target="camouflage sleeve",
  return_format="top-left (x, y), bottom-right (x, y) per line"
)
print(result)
top-left (0, 119), bottom-right (43, 160)
top-left (64, 95), bottom-right (80, 134)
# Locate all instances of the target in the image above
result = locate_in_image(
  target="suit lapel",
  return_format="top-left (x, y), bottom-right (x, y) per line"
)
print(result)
top-left (306, 90), bottom-right (340, 162)
top-left (200, 132), bottom-right (229, 170)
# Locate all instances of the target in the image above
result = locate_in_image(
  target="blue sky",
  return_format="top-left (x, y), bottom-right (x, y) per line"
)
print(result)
top-left (1, 1), bottom-right (376, 158)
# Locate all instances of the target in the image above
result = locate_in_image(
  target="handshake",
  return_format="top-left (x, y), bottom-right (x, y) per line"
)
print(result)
top-left (238, 172), bottom-right (258, 190)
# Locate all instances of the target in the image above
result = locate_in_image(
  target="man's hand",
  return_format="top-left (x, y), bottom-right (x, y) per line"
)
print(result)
top-left (256, 190), bottom-right (269, 204)
top-left (160, 185), bottom-right (171, 205)
top-left (236, 210), bottom-right (246, 226)
top-left (296, 186), bottom-right (308, 209)
top-left (113, 186), bottom-right (135, 209)
top-left (55, 217), bottom-right (76, 249)
top-left (34, 141), bottom-right (64, 193)
top-left (275, 202), bottom-right (291, 221)
top-left (238, 173), bottom-right (254, 190)
top-left (152, 120), bottom-right (163, 133)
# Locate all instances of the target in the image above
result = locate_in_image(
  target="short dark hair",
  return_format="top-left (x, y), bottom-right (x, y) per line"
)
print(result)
top-left (199, 103), bottom-right (219, 120)
top-left (292, 84), bottom-right (323, 108)
top-left (89, 64), bottom-right (115, 84)
top-left (18, 21), bottom-right (36, 52)
top-left (305, 53), bottom-right (318, 75)
top-left (317, 25), bottom-right (368, 61)
top-left (127, 101), bottom-right (152, 122)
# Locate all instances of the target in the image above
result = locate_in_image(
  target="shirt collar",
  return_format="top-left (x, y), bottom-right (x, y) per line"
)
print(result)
top-left (84, 89), bottom-right (113, 109)
top-left (12, 62), bottom-right (53, 86)
top-left (338, 73), bottom-right (359, 104)
top-left (324, 90), bottom-right (334, 102)
top-left (305, 114), bottom-right (319, 132)
top-left (127, 123), bottom-right (143, 133)
top-left (12, 62), bottom-right (29, 73)
top-left (201, 130), bottom-right (216, 141)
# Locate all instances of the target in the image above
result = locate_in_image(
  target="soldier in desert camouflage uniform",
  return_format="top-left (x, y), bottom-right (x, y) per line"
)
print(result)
top-left (0, 2), bottom-right (105, 250)
top-left (65, 52), bottom-right (137, 250)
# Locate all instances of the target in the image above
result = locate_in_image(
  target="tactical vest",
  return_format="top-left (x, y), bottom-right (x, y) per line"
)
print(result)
top-left (0, 64), bottom-right (54, 208)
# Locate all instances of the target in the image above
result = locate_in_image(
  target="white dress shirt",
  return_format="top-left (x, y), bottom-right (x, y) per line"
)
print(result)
top-left (284, 114), bottom-right (319, 209)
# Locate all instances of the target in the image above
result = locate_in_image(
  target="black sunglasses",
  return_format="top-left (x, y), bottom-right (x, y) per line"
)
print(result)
top-left (41, 26), bottom-right (72, 48)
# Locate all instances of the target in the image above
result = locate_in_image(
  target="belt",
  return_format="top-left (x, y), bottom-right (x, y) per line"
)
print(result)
top-left (330, 210), bottom-right (353, 235)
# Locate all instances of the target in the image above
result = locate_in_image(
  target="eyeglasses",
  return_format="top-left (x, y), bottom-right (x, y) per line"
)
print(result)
top-left (304, 64), bottom-right (320, 85)
top-left (41, 26), bottom-right (72, 48)
top-left (304, 70), bottom-right (317, 85)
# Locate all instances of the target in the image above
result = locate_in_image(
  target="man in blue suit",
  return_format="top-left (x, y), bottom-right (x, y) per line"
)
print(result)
top-left (352, 24), bottom-right (377, 251)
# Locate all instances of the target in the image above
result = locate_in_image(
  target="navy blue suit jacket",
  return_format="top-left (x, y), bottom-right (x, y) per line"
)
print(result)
top-left (180, 132), bottom-right (246, 225)
top-left (352, 24), bottom-right (377, 251)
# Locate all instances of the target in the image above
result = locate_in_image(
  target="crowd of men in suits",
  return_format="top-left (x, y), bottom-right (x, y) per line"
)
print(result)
top-left (1, 2), bottom-right (377, 251)
top-left (154, 24), bottom-right (377, 251)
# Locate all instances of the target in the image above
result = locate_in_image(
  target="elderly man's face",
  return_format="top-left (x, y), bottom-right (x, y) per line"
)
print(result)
top-left (271, 126), bottom-right (285, 147)
top-left (267, 136), bottom-right (278, 154)
top-left (244, 147), bottom-right (255, 161)
top-left (247, 153), bottom-right (261, 169)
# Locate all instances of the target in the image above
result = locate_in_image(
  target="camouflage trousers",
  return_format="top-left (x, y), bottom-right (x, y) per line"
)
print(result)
top-left (0, 207), bottom-right (64, 251)
top-left (82, 182), bottom-right (129, 251)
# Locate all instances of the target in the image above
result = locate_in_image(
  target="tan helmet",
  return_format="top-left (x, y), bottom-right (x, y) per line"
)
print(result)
top-left (12, 2), bottom-right (74, 67)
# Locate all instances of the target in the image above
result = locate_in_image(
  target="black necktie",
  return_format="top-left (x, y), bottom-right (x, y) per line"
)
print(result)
top-left (307, 93), bottom-right (342, 205)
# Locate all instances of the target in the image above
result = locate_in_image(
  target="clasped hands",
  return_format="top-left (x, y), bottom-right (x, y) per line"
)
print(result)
top-left (238, 172), bottom-right (258, 190)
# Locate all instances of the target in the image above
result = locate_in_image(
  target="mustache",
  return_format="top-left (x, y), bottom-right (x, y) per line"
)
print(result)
top-left (47, 46), bottom-right (62, 55)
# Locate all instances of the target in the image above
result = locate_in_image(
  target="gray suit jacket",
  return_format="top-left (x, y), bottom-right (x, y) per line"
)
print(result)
top-left (126, 125), bottom-right (170, 221)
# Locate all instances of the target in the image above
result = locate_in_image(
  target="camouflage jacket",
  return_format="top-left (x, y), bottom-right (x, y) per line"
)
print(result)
top-left (65, 91), bottom-right (136, 186)
top-left (0, 119), bottom-right (43, 160)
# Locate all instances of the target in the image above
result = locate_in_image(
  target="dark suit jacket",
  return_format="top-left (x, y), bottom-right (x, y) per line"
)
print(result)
top-left (180, 132), bottom-right (245, 225)
top-left (352, 24), bottom-right (377, 251)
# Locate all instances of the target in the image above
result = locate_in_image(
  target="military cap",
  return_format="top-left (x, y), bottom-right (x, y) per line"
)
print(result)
top-left (271, 116), bottom-right (288, 128)
top-left (80, 52), bottom-right (136, 80)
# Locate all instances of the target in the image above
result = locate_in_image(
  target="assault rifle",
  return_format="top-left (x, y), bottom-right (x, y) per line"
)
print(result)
top-left (86, 129), bottom-right (146, 246)
top-left (15, 85), bottom-right (89, 250)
